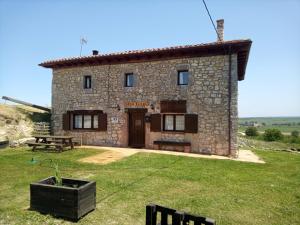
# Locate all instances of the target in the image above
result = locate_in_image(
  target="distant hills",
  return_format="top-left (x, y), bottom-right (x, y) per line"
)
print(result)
top-left (239, 117), bottom-right (300, 133)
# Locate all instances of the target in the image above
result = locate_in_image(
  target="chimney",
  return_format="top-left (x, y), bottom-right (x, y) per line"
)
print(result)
top-left (92, 50), bottom-right (99, 55)
top-left (216, 19), bottom-right (224, 42)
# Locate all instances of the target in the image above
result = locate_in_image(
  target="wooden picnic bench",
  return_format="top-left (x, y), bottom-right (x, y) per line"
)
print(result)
top-left (27, 135), bottom-right (74, 152)
top-left (27, 142), bottom-right (64, 152)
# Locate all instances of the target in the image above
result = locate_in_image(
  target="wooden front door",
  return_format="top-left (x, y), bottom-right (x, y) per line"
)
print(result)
top-left (128, 109), bottom-right (147, 148)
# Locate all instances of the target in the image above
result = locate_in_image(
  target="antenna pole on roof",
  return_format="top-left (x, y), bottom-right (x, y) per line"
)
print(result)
top-left (80, 37), bottom-right (88, 56)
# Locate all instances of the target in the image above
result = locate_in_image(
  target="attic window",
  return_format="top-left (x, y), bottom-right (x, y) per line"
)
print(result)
top-left (84, 76), bottom-right (92, 89)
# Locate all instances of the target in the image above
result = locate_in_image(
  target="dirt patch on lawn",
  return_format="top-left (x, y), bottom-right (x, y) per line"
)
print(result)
top-left (79, 149), bottom-right (135, 164)
top-left (78, 146), bottom-right (265, 164)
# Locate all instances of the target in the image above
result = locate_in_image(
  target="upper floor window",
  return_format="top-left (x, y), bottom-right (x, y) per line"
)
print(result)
top-left (84, 75), bottom-right (92, 89)
top-left (125, 73), bottom-right (134, 87)
top-left (177, 70), bottom-right (189, 85)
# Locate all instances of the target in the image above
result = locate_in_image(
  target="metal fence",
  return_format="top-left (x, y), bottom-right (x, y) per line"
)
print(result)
top-left (146, 204), bottom-right (216, 225)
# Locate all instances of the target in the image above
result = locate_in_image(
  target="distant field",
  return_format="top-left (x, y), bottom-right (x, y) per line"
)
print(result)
top-left (239, 117), bottom-right (300, 133)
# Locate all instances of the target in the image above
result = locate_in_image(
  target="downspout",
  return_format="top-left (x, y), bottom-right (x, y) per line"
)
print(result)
top-left (228, 46), bottom-right (232, 156)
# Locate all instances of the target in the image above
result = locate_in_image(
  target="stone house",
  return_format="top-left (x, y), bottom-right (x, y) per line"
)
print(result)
top-left (40, 20), bottom-right (251, 156)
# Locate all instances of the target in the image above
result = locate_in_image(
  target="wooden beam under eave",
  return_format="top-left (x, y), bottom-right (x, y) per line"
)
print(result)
top-left (90, 61), bottom-right (98, 66)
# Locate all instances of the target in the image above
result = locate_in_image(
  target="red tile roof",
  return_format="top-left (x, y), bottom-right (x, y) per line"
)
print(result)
top-left (39, 39), bottom-right (252, 80)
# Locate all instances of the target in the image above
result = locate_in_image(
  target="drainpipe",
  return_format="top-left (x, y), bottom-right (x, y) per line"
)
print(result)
top-left (228, 46), bottom-right (232, 156)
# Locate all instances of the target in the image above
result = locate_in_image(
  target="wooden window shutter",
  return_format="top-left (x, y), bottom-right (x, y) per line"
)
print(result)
top-left (98, 113), bottom-right (107, 131)
top-left (185, 114), bottom-right (198, 133)
top-left (150, 114), bottom-right (161, 132)
top-left (62, 112), bottom-right (71, 130)
top-left (161, 100), bottom-right (186, 113)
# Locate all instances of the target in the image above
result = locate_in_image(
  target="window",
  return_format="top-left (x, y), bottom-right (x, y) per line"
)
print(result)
top-left (83, 115), bottom-right (92, 128)
top-left (175, 115), bottom-right (185, 130)
top-left (74, 115), bottom-right (82, 129)
top-left (84, 75), bottom-right (92, 89)
top-left (163, 114), bottom-right (185, 131)
top-left (164, 115), bottom-right (174, 130)
top-left (73, 114), bottom-right (99, 129)
top-left (93, 115), bottom-right (98, 129)
top-left (125, 73), bottom-right (134, 87)
top-left (178, 70), bottom-right (189, 85)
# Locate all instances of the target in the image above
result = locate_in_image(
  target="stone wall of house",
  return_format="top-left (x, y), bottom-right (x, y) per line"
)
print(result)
top-left (51, 54), bottom-right (238, 156)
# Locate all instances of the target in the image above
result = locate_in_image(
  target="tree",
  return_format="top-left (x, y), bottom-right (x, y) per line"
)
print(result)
top-left (263, 129), bottom-right (283, 142)
top-left (291, 130), bottom-right (299, 138)
top-left (245, 127), bottom-right (258, 136)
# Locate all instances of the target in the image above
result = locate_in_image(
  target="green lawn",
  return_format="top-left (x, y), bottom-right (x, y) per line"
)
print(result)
top-left (0, 147), bottom-right (299, 225)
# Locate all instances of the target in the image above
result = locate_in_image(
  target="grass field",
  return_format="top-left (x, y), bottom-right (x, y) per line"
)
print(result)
top-left (0, 147), bottom-right (299, 225)
top-left (239, 117), bottom-right (300, 133)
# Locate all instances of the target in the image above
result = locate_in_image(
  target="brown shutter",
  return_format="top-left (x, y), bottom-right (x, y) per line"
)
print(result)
top-left (150, 114), bottom-right (161, 132)
top-left (185, 114), bottom-right (198, 133)
top-left (98, 113), bottom-right (107, 131)
top-left (62, 112), bottom-right (71, 130)
top-left (161, 100), bottom-right (186, 113)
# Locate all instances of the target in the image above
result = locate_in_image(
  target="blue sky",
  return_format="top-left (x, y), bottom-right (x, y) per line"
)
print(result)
top-left (0, 0), bottom-right (299, 117)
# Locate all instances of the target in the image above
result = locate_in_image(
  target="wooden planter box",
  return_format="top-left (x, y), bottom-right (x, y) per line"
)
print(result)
top-left (30, 177), bottom-right (96, 221)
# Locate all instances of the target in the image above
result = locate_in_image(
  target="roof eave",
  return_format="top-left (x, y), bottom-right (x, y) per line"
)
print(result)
top-left (39, 39), bottom-right (252, 80)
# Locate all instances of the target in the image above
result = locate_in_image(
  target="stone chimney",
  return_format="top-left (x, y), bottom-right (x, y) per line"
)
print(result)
top-left (216, 19), bottom-right (224, 42)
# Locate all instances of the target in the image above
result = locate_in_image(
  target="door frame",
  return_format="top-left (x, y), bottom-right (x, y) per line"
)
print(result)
top-left (127, 108), bottom-right (147, 148)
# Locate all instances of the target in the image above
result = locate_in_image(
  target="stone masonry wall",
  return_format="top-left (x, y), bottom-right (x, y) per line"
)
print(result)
top-left (51, 54), bottom-right (238, 156)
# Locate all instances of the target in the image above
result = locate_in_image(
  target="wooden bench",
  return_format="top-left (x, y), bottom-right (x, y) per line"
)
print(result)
top-left (153, 140), bottom-right (191, 153)
top-left (27, 142), bottom-right (64, 152)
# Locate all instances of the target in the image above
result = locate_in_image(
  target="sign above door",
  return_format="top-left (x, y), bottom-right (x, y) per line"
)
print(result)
top-left (124, 101), bottom-right (149, 108)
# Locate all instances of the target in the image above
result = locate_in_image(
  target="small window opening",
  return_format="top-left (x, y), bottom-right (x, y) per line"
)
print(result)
top-left (84, 75), bottom-right (92, 89)
top-left (125, 73), bottom-right (134, 87)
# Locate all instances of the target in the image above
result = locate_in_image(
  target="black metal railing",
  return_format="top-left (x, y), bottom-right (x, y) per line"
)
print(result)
top-left (146, 204), bottom-right (216, 225)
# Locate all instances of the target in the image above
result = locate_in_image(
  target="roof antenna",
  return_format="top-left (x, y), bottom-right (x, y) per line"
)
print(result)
top-left (80, 37), bottom-right (88, 56)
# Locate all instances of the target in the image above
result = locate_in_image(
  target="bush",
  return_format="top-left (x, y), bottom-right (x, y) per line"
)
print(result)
top-left (291, 130), bottom-right (299, 138)
top-left (263, 129), bottom-right (283, 142)
top-left (245, 127), bottom-right (258, 136)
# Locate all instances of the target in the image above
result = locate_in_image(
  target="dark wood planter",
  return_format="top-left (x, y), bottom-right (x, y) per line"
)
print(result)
top-left (0, 140), bottom-right (9, 149)
top-left (30, 177), bottom-right (96, 221)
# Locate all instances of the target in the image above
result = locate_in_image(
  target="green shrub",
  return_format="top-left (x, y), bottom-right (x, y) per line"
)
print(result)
top-left (291, 130), bottom-right (299, 138)
top-left (245, 127), bottom-right (258, 136)
top-left (263, 129), bottom-right (283, 141)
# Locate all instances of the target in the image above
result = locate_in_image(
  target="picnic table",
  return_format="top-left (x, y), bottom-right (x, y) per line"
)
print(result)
top-left (27, 135), bottom-right (75, 152)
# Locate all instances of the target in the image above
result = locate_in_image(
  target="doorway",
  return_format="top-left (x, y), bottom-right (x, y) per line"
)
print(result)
top-left (128, 109), bottom-right (147, 148)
